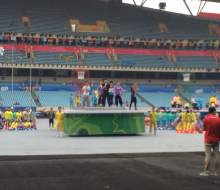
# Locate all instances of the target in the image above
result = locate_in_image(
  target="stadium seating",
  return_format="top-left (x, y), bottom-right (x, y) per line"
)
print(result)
top-left (0, 50), bottom-right (79, 65)
top-left (36, 91), bottom-right (74, 107)
top-left (175, 56), bottom-right (216, 68)
top-left (0, 50), bottom-right (28, 64)
top-left (33, 52), bottom-right (78, 65)
top-left (84, 53), bottom-right (112, 65)
top-left (117, 54), bottom-right (174, 67)
top-left (0, 91), bottom-right (36, 107)
top-left (0, 0), bottom-right (219, 38)
top-left (139, 92), bottom-right (175, 107)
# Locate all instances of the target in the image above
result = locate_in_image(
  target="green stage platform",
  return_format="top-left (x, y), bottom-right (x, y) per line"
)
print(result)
top-left (64, 109), bottom-right (145, 136)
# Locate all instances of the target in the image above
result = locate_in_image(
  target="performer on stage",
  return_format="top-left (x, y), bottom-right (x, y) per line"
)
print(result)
top-left (107, 81), bottom-right (114, 107)
top-left (74, 93), bottom-right (81, 107)
top-left (81, 81), bottom-right (91, 107)
top-left (101, 80), bottom-right (110, 107)
top-left (114, 82), bottom-right (123, 107)
top-left (129, 83), bottom-right (138, 110)
top-left (97, 80), bottom-right (104, 106)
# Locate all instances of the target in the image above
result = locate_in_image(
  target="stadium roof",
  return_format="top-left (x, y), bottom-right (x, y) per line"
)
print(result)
top-left (125, 0), bottom-right (220, 16)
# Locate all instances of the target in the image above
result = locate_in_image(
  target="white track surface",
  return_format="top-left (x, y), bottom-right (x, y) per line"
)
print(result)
top-left (0, 119), bottom-right (204, 156)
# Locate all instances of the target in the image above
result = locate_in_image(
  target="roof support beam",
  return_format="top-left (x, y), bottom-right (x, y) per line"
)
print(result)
top-left (132, 0), bottom-right (137, 6)
top-left (199, 0), bottom-right (208, 15)
top-left (197, 0), bottom-right (203, 15)
top-left (140, 0), bottom-right (148, 7)
top-left (183, 0), bottom-right (193, 16)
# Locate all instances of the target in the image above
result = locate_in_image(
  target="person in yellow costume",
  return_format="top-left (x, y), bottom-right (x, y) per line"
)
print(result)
top-left (55, 106), bottom-right (64, 137)
top-left (4, 108), bottom-right (13, 129)
top-left (176, 110), bottom-right (187, 132)
top-left (149, 107), bottom-right (157, 136)
top-left (75, 94), bottom-right (81, 107)
top-left (184, 110), bottom-right (191, 132)
top-left (9, 120), bottom-right (18, 130)
top-left (184, 101), bottom-right (190, 109)
top-left (24, 120), bottom-right (31, 129)
top-left (187, 110), bottom-right (197, 133)
top-left (209, 96), bottom-right (217, 107)
top-left (16, 111), bottom-right (22, 121)
top-left (177, 96), bottom-right (182, 108)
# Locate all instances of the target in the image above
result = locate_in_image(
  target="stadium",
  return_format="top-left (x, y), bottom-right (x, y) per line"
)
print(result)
top-left (0, 0), bottom-right (220, 189)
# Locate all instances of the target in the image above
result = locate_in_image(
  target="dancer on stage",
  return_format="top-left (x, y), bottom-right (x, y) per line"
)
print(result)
top-left (114, 82), bottom-right (123, 107)
top-left (101, 80), bottom-right (110, 107)
top-left (74, 93), bottom-right (81, 107)
top-left (129, 83), bottom-right (138, 110)
top-left (97, 80), bottom-right (104, 106)
top-left (81, 81), bottom-right (91, 107)
top-left (107, 81), bottom-right (114, 107)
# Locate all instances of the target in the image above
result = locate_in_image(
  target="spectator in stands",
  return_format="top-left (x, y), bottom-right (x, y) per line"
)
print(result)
top-left (48, 108), bottom-right (55, 128)
top-left (200, 107), bottom-right (220, 176)
top-left (81, 81), bottom-right (91, 107)
top-left (129, 83), bottom-right (138, 110)
top-left (114, 82), bottom-right (123, 107)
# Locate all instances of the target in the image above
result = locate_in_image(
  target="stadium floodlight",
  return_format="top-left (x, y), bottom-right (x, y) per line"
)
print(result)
top-left (159, 2), bottom-right (166, 10)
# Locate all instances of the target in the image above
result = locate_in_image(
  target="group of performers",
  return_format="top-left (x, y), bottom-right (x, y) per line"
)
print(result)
top-left (71, 80), bottom-right (138, 110)
top-left (147, 107), bottom-right (203, 135)
top-left (0, 107), bottom-right (36, 130)
top-left (171, 95), bottom-right (220, 110)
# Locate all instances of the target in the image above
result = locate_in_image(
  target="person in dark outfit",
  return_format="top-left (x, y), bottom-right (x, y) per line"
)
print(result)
top-left (97, 80), bottom-right (104, 106)
top-left (101, 80), bottom-right (110, 107)
top-left (48, 107), bottom-right (55, 128)
top-left (129, 83), bottom-right (138, 110)
top-left (107, 81), bottom-right (114, 107)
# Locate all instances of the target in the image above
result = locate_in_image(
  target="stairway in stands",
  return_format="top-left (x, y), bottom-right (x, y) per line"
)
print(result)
top-left (31, 91), bottom-right (42, 107)
top-left (136, 93), bottom-right (154, 108)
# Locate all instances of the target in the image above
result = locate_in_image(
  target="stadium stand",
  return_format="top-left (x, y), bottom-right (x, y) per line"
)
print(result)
top-left (84, 53), bottom-right (112, 65)
top-left (35, 91), bottom-right (74, 107)
top-left (117, 54), bottom-right (173, 67)
top-left (33, 52), bottom-right (78, 65)
top-left (175, 56), bottom-right (216, 68)
top-left (0, 0), bottom-right (219, 38)
top-left (0, 91), bottom-right (36, 107)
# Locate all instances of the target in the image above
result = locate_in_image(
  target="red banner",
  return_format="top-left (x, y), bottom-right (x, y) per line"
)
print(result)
top-left (199, 12), bottom-right (220, 21)
top-left (2, 44), bottom-right (219, 57)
